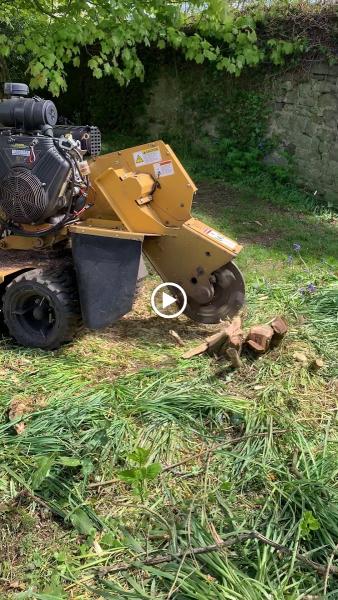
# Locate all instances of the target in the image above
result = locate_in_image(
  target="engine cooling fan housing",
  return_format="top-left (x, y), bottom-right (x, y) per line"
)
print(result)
top-left (0, 167), bottom-right (48, 224)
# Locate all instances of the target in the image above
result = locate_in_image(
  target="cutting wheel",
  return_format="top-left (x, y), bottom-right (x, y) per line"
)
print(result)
top-left (184, 262), bottom-right (245, 324)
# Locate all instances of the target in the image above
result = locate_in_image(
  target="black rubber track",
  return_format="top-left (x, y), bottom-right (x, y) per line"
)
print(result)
top-left (2, 266), bottom-right (82, 350)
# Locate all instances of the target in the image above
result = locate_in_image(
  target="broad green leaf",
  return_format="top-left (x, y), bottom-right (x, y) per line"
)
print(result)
top-left (69, 508), bottom-right (97, 536)
top-left (31, 456), bottom-right (54, 490)
top-left (81, 458), bottom-right (94, 477)
top-left (128, 447), bottom-right (151, 466)
top-left (300, 510), bottom-right (320, 538)
top-left (58, 457), bottom-right (82, 467)
top-left (144, 463), bottom-right (161, 480)
top-left (117, 468), bottom-right (141, 483)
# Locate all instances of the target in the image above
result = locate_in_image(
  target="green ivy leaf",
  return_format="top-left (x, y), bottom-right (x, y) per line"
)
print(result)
top-left (101, 532), bottom-right (124, 548)
top-left (93, 67), bottom-right (103, 79)
top-left (220, 481), bottom-right (232, 492)
top-left (81, 458), bottom-right (94, 478)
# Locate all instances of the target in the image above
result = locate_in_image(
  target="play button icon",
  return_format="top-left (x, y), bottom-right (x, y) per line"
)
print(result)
top-left (151, 282), bottom-right (187, 319)
top-left (162, 291), bottom-right (177, 309)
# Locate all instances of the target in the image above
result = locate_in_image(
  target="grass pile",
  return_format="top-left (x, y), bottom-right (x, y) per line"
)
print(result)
top-left (0, 179), bottom-right (337, 599)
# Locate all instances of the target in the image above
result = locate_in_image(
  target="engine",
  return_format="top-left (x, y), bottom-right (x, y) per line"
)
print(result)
top-left (0, 82), bottom-right (101, 228)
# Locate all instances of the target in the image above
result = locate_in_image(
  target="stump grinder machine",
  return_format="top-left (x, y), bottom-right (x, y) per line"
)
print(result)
top-left (0, 82), bottom-right (245, 349)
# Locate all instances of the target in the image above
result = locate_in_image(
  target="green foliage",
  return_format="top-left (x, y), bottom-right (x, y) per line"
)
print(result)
top-left (118, 447), bottom-right (162, 500)
top-left (0, 0), bottom-right (322, 95)
top-left (300, 511), bottom-right (320, 539)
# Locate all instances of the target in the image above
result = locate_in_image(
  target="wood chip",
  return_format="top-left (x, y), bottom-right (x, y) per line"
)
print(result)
top-left (182, 341), bottom-right (208, 359)
top-left (226, 347), bottom-right (242, 368)
top-left (169, 330), bottom-right (185, 347)
top-left (309, 358), bottom-right (324, 371)
top-left (271, 316), bottom-right (288, 336)
top-left (293, 352), bottom-right (308, 363)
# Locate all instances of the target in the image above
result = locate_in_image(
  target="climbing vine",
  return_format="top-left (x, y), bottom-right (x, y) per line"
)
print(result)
top-left (0, 1), bottom-right (336, 96)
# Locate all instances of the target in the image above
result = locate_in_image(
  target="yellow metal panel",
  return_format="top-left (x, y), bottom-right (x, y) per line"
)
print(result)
top-left (93, 167), bottom-right (175, 234)
top-left (87, 141), bottom-right (196, 229)
top-left (143, 217), bottom-right (241, 297)
top-left (69, 222), bottom-right (145, 241)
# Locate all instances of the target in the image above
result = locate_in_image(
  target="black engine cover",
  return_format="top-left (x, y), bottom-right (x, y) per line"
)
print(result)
top-left (0, 133), bottom-right (70, 224)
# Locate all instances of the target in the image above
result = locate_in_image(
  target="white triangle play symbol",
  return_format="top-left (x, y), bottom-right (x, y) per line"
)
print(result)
top-left (162, 291), bottom-right (176, 309)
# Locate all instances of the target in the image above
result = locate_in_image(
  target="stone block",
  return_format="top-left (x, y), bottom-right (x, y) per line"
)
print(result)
top-left (273, 101), bottom-right (286, 111)
top-left (294, 104), bottom-right (317, 118)
top-left (322, 108), bottom-right (338, 124)
top-left (326, 160), bottom-right (338, 175)
top-left (319, 141), bottom-right (331, 155)
top-left (318, 94), bottom-right (338, 111)
top-left (322, 173), bottom-right (335, 186)
top-left (316, 126), bottom-right (337, 143)
top-left (280, 80), bottom-right (293, 91)
top-left (310, 62), bottom-right (331, 76)
top-left (317, 80), bottom-right (335, 93)
top-left (311, 77), bottom-right (326, 90)
top-left (328, 64), bottom-right (338, 77)
top-left (292, 132), bottom-right (314, 150)
top-left (329, 146), bottom-right (338, 161)
top-left (301, 120), bottom-right (317, 137)
top-left (284, 90), bottom-right (299, 104)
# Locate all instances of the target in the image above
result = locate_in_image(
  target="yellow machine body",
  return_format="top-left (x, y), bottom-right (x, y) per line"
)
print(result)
top-left (71, 141), bottom-right (242, 309)
top-left (0, 140), bottom-right (244, 332)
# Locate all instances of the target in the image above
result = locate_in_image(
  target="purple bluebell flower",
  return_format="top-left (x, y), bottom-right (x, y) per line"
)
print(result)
top-left (299, 287), bottom-right (306, 295)
top-left (307, 283), bottom-right (317, 293)
top-left (286, 255), bottom-right (293, 264)
top-left (293, 243), bottom-right (301, 252)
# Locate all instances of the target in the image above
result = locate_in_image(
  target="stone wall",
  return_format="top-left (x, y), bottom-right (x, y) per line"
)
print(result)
top-left (140, 61), bottom-right (338, 206)
top-left (269, 62), bottom-right (338, 207)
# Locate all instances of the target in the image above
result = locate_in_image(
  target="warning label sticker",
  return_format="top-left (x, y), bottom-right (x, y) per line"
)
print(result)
top-left (12, 149), bottom-right (30, 156)
top-left (207, 229), bottom-right (238, 251)
top-left (153, 160), bottom-right (174, 178)
top-left (133, 147), bottom-right (161, 167)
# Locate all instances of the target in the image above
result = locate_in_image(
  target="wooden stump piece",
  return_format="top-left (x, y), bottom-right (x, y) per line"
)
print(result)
top-left (246, 324), bottom-right (274, 354)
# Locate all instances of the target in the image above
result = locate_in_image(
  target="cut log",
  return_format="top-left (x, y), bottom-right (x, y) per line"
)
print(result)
top-left (246, 324), bottom-right (274, 354)
top-left (270, 316), bottom-right (288, 346)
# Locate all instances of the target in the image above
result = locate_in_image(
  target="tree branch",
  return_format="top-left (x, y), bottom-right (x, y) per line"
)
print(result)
top-left (98, 530), bottom-right (338, 578)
